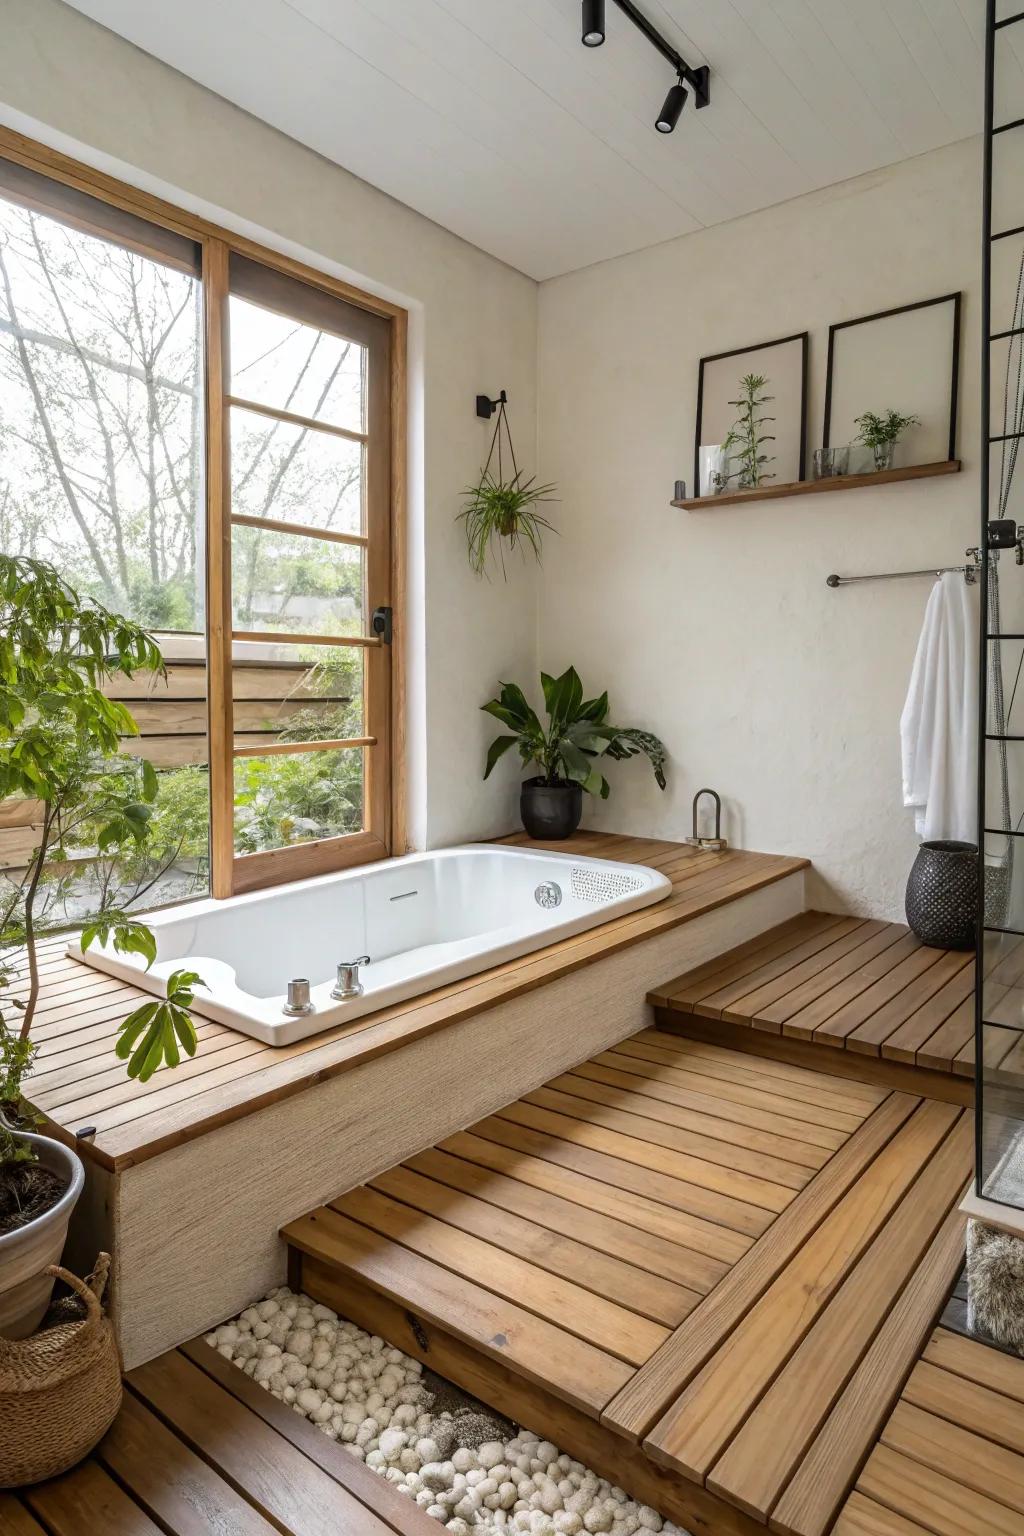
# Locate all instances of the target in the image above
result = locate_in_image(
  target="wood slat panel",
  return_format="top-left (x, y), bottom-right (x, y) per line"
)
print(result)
top-left (706, 1118), bottom-right (972, 1517)
top-left (648, 912), bottom-right (976, 1080)
top-left (770, 1208), bottom-right (967, 1536)
top-left (331, 1182), bottom-right (669, 1365)
top-left (437, 1128), bottom-right (752, 1267)
top-left (643, 1102), bottom-right (961, 1481)
top-left (127, 1349), bottom-right (401, 1536)
top-left (282, 1202), bottom-right (634, 1417)
top-left (856, 1444), bottom-right (1021, 1536)
top-left (603, 1092), bottom-right (922, 1444)
top-left (368, 1161), bottom-right (699, 1326)
top-left (923, 1326), bottom-right (1024, 1404)
top-left (403, 1143), bottom-right (729, 1293)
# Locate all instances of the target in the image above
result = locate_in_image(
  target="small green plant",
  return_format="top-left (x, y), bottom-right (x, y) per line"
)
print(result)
top-left (460, 470), bottom-right (557, 577)
top-left (721, 373), bottom-right (776, 489)
top-left (458, 396), bottom-right (557, 577)
top-left (482, 666), bottom-right (666, 798)
top-left (0, 555), bottom-right (204, 1169)
top-left (854, 408), bottom-right (920, 470)
top-left (114, 967), bottom-right (203, 1082)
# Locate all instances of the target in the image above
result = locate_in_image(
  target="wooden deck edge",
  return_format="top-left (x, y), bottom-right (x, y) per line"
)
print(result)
top-left (292, 1250), bottom-right (767, 1536)
top-left (37, 862), bottom-right (809, 1173)
top-left (654, 1010), bottom-right (973, 1107)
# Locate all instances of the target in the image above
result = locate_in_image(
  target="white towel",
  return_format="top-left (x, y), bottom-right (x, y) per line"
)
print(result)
top-left (899, 571), bottom-right (978, 843)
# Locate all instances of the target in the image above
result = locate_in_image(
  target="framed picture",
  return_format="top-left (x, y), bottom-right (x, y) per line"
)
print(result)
top-left (822, 293), bottom-right (961, 468)
top-left (694, 331), bottom-right (808, 496)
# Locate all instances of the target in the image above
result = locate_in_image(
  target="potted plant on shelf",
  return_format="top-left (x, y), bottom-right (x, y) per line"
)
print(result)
top-left (721, 373), bottom-right (776, 490)
top-left (854, 409), bottom-right (920, 472)
top-left (0, 555), bottom-right (203, 1339)
top-left (482, 666), bottom-right (667, 839)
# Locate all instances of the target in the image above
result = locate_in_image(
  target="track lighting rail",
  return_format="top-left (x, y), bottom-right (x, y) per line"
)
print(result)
top-left (610, 0), bottom-right (710, 107)
top-left (581, 0), bottom-right (710, 130)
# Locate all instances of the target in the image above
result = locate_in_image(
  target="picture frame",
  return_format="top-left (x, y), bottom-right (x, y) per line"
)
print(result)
top-left (822, 292), bottom-right (961, 467)
top-left (693, 331), bottom-right (809, 496)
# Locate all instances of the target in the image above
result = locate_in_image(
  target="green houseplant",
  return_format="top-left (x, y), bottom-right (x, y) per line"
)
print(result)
top-left (721, 373), bottom-right (776, 490)
top-left (854, 408), bottom-right (920, 472)
top-left (0, 554), bottom-right (203, 1338)
top-left (482, 666), bottom-right (666, 839)
top-left (458, 396), bottom-right (556, 577)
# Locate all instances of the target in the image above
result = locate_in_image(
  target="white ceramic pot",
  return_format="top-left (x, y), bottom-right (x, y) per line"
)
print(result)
top-left (0, 1130), bottom-right (84, 1338)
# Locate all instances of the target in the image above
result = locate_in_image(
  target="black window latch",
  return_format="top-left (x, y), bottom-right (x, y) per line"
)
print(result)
top-left (371, 606), bottom-right (393, 645)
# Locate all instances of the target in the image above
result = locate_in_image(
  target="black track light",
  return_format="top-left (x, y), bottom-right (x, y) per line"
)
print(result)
top-left (655, 77), bottom-right (687, 133)
top-left (582, 0), bottom-right (605, 47)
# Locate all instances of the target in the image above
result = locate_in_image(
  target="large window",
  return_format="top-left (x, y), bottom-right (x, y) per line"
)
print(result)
top-left (0, 138), bottom-right (402, 909)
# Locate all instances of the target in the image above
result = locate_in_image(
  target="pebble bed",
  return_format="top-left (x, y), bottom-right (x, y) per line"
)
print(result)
top-left (207, 1286), bottom-right (690, 1536)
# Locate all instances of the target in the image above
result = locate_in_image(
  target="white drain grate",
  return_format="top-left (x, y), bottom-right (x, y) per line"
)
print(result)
top-left (570, 865), bottom-right (644, 904)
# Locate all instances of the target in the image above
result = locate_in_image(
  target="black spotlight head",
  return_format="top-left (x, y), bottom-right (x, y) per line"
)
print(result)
top-left (656, 78), bottom-right (688, 133)
top-left (582, 0), bottom-right (605, 47)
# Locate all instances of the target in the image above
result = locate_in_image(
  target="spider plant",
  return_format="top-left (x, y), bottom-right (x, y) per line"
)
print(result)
top-left (460, 469), bottom-right (557, 577)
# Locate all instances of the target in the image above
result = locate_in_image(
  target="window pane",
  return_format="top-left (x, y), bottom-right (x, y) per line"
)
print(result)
top-left (232, 645), bottom-right (364, 749)
top-left (230, 404), bottom-right (364, 537)
top-left (0, 189), bottom-right (209, 913)
top-left (229, 295), bottom-right (365, 434)
top-left (234, 747), bottom-right (364, 854)
top-left (231, 524), bottom-right (365, 636)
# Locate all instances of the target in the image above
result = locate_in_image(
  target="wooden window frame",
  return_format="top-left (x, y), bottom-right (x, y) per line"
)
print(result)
top-left (0, 126), bottom-right (408, 900)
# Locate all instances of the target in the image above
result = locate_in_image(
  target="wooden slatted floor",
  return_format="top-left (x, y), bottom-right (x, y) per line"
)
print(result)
top-left (283, 1030), bottom-right (976, 1535)
top-left (649, 910), bottom-right (1024, 1081)
top-left (831, 1328), bottom-right (1024, 1536)
top-left (0, 1336), bottom-right (436, 1536)
top-left (10, 832), bottom-right (807, 1171)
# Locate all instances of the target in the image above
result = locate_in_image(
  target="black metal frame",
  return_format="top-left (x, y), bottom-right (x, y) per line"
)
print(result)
top-left (821, 292), bottom-right (962, 463)
top-left (975, 0), bottom-right (1022, 1214)
top-left (693, 331), bottom-right (808, 496)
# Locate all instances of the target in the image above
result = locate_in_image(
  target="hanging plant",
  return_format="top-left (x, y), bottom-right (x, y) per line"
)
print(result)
top-left (459, 397), bottom-right (557, 578)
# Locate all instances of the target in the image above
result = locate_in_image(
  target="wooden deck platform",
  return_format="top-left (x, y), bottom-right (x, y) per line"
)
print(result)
top-left (16, 833), bottom-right (807, 1171)
top-left (0, 1336), bottom-right (435, 1536)
top-left (282, 1030), bottom-right (976, 1536)
top-left (831, 1328), bottom-right (1024, 1536)
top-left (648, 910), bottom-right (1019, 1089)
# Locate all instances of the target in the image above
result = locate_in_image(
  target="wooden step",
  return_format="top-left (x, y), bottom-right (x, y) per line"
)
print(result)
top-left (2, 1338), bottom-right (435, 1536)
top-left (280, 1032), bottom-right (983, 1536)
top-left (649, 910), bottom-right (994, 1089)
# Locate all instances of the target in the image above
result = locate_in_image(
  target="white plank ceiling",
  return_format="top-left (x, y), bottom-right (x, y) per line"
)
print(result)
top-left (65, 0), bottom-right (991, 280)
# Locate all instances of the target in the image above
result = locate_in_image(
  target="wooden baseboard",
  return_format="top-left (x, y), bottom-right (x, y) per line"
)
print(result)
top-left (653, 1010), bottom-right (973, 1107)
top-left (294, 1251), bottom-right (765, 1536)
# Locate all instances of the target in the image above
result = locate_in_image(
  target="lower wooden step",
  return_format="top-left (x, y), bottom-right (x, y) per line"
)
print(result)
top-left (282, 1031), bottom-right (975, 1536)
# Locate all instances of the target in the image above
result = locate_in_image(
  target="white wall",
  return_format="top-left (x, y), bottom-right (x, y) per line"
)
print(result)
top-left (0, 0), bottom-right (540, 851)
top-left (538, 139), bottom-right (982, 919)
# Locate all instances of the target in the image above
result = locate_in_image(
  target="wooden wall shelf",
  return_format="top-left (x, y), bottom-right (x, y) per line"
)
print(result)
top-left (673, 458), bottom-right (961, 510)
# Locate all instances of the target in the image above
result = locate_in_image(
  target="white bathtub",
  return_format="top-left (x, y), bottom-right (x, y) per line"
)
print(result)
top-left (71, 844), bottom-right (672, 1045)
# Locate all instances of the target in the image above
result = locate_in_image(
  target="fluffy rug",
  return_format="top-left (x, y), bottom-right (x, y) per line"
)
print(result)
top-left (967, 1219), bottom-right (1024, 1353)
top-left (207, 1286), bottom-right (690, 1535)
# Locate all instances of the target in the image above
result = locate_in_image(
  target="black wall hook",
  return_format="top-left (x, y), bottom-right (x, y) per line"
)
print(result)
top-left (476, 389), bottom-right (508, 420)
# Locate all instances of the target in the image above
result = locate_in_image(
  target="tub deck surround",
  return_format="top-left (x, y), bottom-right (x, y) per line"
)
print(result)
top-left (282, 1030), bottom-right (978, 1536)
top-left (16, 833), bottom-right (808, 1171)
top-left (0, 1337), bottom-right (436, 1536)
top-left (10, 831), bottom-right (808, 1369)
top-left (648, 910), bottom-right (1014, 1091)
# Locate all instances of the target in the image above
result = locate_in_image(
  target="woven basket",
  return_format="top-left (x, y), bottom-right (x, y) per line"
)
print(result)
top-left (0, 1254), bottom-right (122, 1488)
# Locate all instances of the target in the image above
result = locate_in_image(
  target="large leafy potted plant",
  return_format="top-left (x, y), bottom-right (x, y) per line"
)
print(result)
top-left (482, 666), bottom-right (667, 839)
top-left (0, 555), bottom-right (202, 1338)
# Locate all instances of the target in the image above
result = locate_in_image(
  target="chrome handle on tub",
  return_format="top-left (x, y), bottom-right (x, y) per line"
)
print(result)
top-left (331, 955), bottom-right (371, 1000)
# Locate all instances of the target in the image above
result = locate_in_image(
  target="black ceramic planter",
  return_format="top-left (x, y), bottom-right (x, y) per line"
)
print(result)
top-left (905, 839), bottom-right (978, 950)
top-left (520, 777), bottom-right (583, 840)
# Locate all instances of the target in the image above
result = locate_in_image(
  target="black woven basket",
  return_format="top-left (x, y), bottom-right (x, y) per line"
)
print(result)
top-left (905, 840), bottom-right (979, 950)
